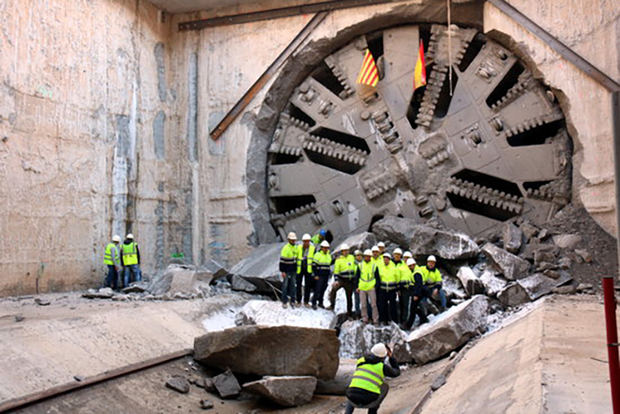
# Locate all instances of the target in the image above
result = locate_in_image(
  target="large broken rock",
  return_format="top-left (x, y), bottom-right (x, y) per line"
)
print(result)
top-left (229, 243), bottom-right (282, 293)
top-left (148, 264), bottom-right (211, 296)
top-left (371, 217), bottom-right (479, 259)
top-left (236, 300), bottom-right (337, 329)
top-left (498, 272), bottom-right (573, 307)
top-left (231, 274), bottom-right (258, 293)
top-left (333, 232), bottom-right (377, 254)
top-left (243, 376), bottom-right (317, 407)
top-left (481, 243), bottom-right (530, 280)
top-left (213, 369), bottom-right (241, 398)
top-left (442, 274), bottom-right (467, 301)
top-left (502, 223), bottom-right (523, 254)
top-left (479, 270), bottom-right (506, 297)
top-left (395, 295), bottom-right (489, 364)
top-left (456, 267), bottom-right (485, 296)
top-left (194, 325), bottom-right (339, 379)
top-left (315, 361), bottom-right (356, 395)
top-left (338, 320), bottom-right (407, 359)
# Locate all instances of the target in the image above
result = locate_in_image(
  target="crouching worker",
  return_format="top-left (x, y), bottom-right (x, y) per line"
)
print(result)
top-left (345, 343), bottom-right (401, 414)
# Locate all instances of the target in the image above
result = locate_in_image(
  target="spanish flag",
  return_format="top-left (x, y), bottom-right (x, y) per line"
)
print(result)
top-left (356, 49), bottom-right (379, 87)
top-left (414, 39), bottom-right (427, 90)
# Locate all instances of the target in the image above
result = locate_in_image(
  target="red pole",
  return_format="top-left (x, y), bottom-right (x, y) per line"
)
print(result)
top-left (603, 275), bottom-right (620, 413)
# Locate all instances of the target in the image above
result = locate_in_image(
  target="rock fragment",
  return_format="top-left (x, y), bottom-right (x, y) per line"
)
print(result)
top-left (229, 243), bottom-right (283, 293)
top-left (574, 249), bottom-right (593, 263)
top-left (231, 274), bottom-right (258, 293)
top-left (339, 320), bottom-right (407, 359)
top-left (482, 243), bottom-right (530, 280)
top-left (200, 399), bottom-right (214, 410)
top-left (213, 369), bottom-right (241, 399)
top-left (166, 376), bottom-right (190, 394)
top-left (333, 232), bottom-right (377, 254)
top-left (34, 297), bottom-right (51, 306)
top-left (479, 270), bottom-right (506, 297)
top-left (552, 233), bottom-right (582, 249)
top-left (243, 376), bottom-right (317, 407)
top-left (456, 266), bottom-right (485, 296)
top-left (502, 223), bottom-right (523, 254)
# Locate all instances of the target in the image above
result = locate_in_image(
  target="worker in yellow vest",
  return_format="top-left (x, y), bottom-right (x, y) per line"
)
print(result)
top-left (344, 343), bottom-right (401, 414)
top-left (328, 244), bottom-right (357, 316)
top-left (402, 258), bottom-right (428, 330)
top-left (423, 255), bottom-right (447, 312)
top-left (370, 246), bottom-right (381, 266)
top-left (279, 232), bottom-right (298, 308)
top-left (392, 248), bottom-right (407, 323)
top-left (120, 233), bottom-right (141, 288)
top-left (376, 253), bottom-right (398, 324)
top-left (353, 249), bottom-right (363, 316)
top-left (296, 233), bottom-right (315, 307)
top-left (356, 250), bottom-right (379, 325)
top-left (311, 240), bottom-right (332, 309)
top-left (103, 235), bottom-right (121, 290)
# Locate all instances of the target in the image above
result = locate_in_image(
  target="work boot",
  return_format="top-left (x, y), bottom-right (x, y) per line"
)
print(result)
top-left (282, 302), bottom-right (288, 309)
top-left (312, 303), bottom-right (318, 310)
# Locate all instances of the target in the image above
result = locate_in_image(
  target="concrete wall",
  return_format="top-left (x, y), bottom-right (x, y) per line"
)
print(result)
top-left (0, 0), bottom-right (194, 295)
top-left (484, 0), bottom-right (620, 237)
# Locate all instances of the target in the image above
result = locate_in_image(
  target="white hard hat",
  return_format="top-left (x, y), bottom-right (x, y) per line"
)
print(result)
top-left (112, 235), bottom-right (121, 243)
top-left (403, 251), bottom-right (412, 258)
top-left (393, 248), bottom-right (403, 256)
top-left (320, 240), bottom-right (330, 248)
top-left (340, 243), bottom-right (350, 251)
top-left (407, 258), bottom-right (416, 266)
top-left (371, 245), bottom-right (379, 252)
top-left (377, 242), bottom-right (386, 248)
top-left (370, 343), bottom-right (388, 358)
top-left (302, 233), bottom-right (311, 241)
top-left (126, 233), bottom-right (134, 240)
top-left (382, 252), bottom-right (392, 259)
top-left (354, 249), bottom-right (362, 256)
top-left (427, 255), bottom-right (437, 262)
top-left (287, 232), bottom-right (297, 240)
top-left (363, 249), bottom-right (372, 256)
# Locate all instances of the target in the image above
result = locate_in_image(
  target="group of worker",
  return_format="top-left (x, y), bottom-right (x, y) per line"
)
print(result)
top-left (279, 230), bottom-right (447, 329)
top-left (103, 234), bottom-right (142, 290)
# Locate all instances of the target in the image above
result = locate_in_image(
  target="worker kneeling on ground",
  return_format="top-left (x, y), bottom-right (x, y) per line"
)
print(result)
top-left (345, 342), bottom-right (401, 414)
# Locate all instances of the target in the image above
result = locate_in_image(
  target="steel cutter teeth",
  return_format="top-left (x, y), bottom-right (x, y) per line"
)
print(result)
top-left (447, 177), bottom-right (524, 214)
top-left (490, 73), bottom-right (533, 111)
top-left (301, 134), bottom-right (368, 166)
top-left (324, 56), bottom-right (355, 99)
top-left (416, 65), bottom-right (448, 129)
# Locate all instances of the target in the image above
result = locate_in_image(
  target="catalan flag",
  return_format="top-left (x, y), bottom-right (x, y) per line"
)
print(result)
top-left (356, 49), bottom-right (379, 87)
top-left (414, 39), bottom-right (427, 90)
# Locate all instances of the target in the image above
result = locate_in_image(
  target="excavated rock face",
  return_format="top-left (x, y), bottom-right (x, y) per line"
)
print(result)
top-left (256, 24), bottom-right (572, 241)
top-left (194, 325), bottom-right (339, 380)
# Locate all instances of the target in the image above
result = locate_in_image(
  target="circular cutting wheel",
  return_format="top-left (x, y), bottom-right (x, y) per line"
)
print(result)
top-left (266, 24), bottom-right (572, 240)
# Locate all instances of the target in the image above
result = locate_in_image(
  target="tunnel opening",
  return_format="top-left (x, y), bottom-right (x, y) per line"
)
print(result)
top-left (458, 33), bottom-right (486, 72)
top-left (269, 152), bottom-right (301, 165)
top-left (507, 120), bottom-right (564, 147)
top-left (434, 67), bottom-right (459, 119)
top-left (311, 61), bottom-right (345, 99)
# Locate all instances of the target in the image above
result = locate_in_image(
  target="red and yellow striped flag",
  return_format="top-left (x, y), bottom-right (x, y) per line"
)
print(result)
top-left (414, 39), bottom-right (427, 90)
top-left (356, 49), bottom-right (379, 87)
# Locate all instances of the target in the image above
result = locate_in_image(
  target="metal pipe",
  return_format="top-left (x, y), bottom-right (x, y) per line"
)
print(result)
top-left (178, 0), bottom-right (401, 31)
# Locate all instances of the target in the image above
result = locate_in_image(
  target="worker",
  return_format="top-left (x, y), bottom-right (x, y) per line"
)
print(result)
top-left (104, 235), bottom-right (122, 290)
top-left (377, 241), bottom-right (386, 255)
top-left (370, 246), bottom-right (381, 266)
top-left (279, 232), bottom-right (298, 308)
top-left (328, 244), bottom-right (357, 317)
top-left (120, 233), bottom-right (141, 288)
top-left (402, 258), bottom-right (428, 329)
top-left (392, 248), bottom-right (407, 323)
top-left (344, 343), bottom-right (401, 414)
top-left (424, 255), bottom-right (447, 312)
top-left (356, 250), bottom-right (379, 325)
top-left (312, 240), bottom-right (332, 309)
top-left (353, 249), bottom-right (363, 316)
top-left (403, 251), bottom-right (413, 262)
top-left (376, 253), bottom-right (398, 324)
top-left (296, 233), bottom-right (315, 307)
top-left (311, 229), bottom-right (327, 245)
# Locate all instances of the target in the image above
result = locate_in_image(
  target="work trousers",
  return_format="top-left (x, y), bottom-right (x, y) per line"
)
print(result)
top-left (344, 383), bottom-right (389, 414)
top-left (399, 288), bottom-right (410, 323)
top-left (377, 289), bottom-right (399, 323)
top-left (281, 271), bottom-right (297, 304)
top-left (359, 289), bottom-right (379, 324)
top-left (404, 292), bottom-right (428, 330)
top-left (312, 275), bottom-right (329, 307)
top-left (296, 269), bottom-right (314, 304)
top-left (105, 265), bottom-right (119, 290)
top-left (425, 285), bottom-right (447, 310)
top-left (329, 277), bottom-right (356, 314)
top-left (123, 264), bottom-right (142, 288)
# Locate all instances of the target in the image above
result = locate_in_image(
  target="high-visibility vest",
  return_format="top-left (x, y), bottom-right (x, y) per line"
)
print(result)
top-left (313, 250), bottom-right (332, 276)
top-left (425, 267), bottom-right (442, 284)
top-left (400, 265), bottom-right (414, 288)
top-left (311, 234), bottom-right (321, 245)
top-left (104, 243), bottom-right (118, 265)
top-left (358, 260), bottom-right (376, 291)
top-left (415, 265), bottom-right (428, 284)
top-left (280, 242), bottom-right (298, 272)
top-left (348, 357), bottom-right (385, 394)
top-left (377, 260), bottom-right (398, 291)
top-left (121, 242), bottom-right (138, 266)
top-left (296, 243), bottom-right (315, 274)
top-left (393, 261), bottom-right (407, 287)
top-left (334, 254), bottom-right (357, 279)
